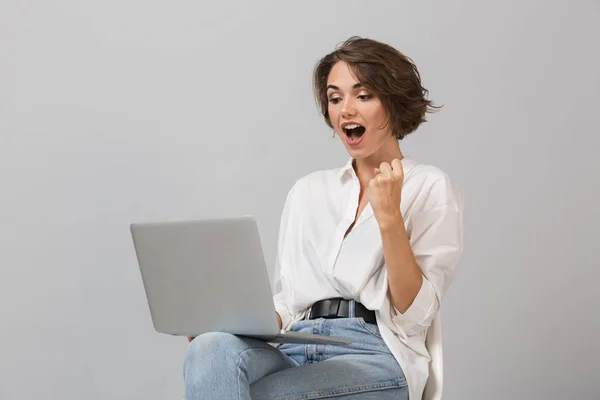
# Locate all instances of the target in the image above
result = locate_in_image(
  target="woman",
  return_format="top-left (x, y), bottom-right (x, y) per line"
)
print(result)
top-left (184, 36), bottom-right (463, 400)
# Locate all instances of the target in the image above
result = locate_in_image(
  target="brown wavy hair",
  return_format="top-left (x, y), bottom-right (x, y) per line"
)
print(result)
top-left (313, 36), bottom-right (439, 139)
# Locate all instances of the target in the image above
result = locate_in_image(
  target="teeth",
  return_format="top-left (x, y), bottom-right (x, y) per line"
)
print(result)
top-left (344, 124), bottom-right (361, 130)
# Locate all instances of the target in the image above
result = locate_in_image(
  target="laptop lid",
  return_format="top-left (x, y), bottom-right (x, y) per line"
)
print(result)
top-left (130, 216), bottom-right (280, 337)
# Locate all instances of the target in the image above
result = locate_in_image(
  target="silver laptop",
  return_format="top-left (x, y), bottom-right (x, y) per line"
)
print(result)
top-left (130, 216), bottom-right (350, 345)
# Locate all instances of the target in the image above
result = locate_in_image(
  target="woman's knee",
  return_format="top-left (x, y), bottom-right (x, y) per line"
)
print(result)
top-left (187, 332), bottom-right (239, 360)
top-left (184, 332), bottom-right (253, 372)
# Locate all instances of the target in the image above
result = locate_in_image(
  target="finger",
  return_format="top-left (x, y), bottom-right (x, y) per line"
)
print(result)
top-left (374, 168), bottom-right (381, 175)
top-left (379, 162), bottom-right (393, 178)
top-left (368, 177), bottom-right (378, 189)
top-left (391, 158), bottom-right (404, 178)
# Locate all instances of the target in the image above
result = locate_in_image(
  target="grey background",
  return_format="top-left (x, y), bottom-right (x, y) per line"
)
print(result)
top-left (1, 1), bottom-right (598, 399)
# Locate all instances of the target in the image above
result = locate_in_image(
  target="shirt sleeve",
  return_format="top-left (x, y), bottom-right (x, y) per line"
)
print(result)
top-left (390, 179), bottom-right (464, 336)
top-left (272, 182), bottom-right (299, 330)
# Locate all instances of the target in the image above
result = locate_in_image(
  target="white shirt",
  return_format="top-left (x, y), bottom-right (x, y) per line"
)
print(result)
top-left (273, 155), bottom-right (464, 400)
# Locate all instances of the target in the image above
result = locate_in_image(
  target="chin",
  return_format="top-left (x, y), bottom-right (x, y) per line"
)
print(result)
top-left (345, 146), bottom-right (370, 160)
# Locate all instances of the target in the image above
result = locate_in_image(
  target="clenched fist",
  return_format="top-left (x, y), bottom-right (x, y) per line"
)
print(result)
top-left (368, 158), bottom-right (404, 227)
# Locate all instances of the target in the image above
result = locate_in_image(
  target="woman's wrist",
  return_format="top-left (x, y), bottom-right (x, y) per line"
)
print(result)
top-left (376, 212), bottom-right (404, 232)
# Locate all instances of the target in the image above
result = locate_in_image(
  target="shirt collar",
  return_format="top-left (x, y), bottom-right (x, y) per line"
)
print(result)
top-left (338, 158), bottom-right (356, 181)
top-left (339, 155), bottom-right (418, 182)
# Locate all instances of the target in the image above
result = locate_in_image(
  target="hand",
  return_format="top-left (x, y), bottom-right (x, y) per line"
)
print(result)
top-left (368, 159), bottom-right (404, 227)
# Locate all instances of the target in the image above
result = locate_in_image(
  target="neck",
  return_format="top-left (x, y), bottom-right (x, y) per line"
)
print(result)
top-left (353, 138), bottom-right (403, 188)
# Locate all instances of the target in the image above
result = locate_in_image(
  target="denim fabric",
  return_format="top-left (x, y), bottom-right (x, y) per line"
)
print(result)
top-left (184, 318), bottom-right (408, 399)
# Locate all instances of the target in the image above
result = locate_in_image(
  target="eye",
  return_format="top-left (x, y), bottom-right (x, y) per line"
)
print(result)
top-left (358, 94), bottom-right (372, 101)
top-left (328, 97), bottom-right (342, 104)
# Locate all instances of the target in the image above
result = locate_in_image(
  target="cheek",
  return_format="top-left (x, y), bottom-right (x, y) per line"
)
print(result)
top-left (328, 109), bottom-right (341, 132)
top-left (328, 105), bottom-right (339, 120)
top-left (370, 105), bottom-right (388, 129)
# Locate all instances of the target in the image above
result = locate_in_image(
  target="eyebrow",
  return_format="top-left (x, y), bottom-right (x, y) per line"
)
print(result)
top-left (327, 83), bottom-right (364, 91)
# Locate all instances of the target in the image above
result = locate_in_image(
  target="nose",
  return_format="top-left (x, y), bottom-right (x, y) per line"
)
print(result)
top-left (341, 98), bottom-right (357, 118)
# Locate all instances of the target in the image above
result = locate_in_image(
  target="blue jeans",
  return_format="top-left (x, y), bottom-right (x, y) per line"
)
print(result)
top-left (183, 317), bottom-right (408, 399)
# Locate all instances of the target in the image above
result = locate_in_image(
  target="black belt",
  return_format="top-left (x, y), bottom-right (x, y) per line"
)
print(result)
top-left (308, 298), bottom-right (377, 325)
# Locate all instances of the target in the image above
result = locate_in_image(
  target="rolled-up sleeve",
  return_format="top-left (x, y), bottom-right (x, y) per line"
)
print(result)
top-left (390, 180), bottom-right (464, 336)
top-left (390, 276), bottom-right (440, 336)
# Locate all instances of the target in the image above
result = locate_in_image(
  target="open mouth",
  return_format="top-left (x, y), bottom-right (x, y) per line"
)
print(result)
top-left (343, 124), bottom-right (366, 141)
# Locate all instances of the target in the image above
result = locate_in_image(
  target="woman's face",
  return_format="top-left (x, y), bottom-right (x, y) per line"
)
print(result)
top-left (326, 61), bottom-right (395, 160)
